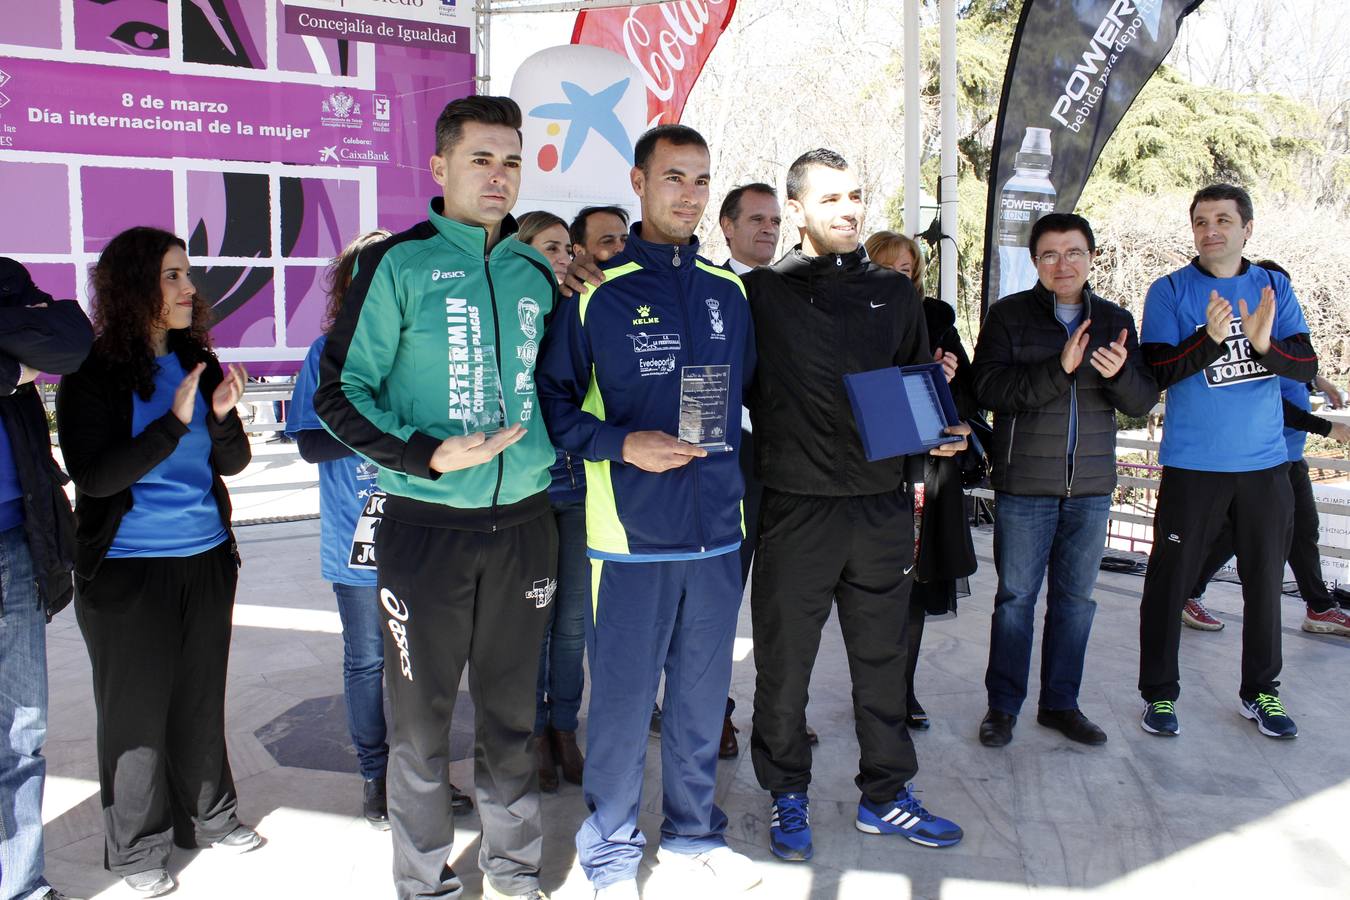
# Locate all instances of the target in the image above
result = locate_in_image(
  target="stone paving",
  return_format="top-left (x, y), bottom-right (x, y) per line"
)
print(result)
top-left (35, 446), bottom-right (1350, 898)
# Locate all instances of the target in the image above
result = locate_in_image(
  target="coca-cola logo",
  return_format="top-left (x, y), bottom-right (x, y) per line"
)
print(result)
top-left (577, 0), bottom-right (735, 125)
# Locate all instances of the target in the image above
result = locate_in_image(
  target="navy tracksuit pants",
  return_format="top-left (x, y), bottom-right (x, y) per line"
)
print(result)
top-left (576, 550), bottom-right (741, 888)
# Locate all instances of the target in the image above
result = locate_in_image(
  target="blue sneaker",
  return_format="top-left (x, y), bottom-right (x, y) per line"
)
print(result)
top-left (855, 784), bottom-right (962, 848)
top-left (1141, 700), bottom-right (1180, 736)
top-left (768, 793), bottom-right (812, 861)
top-left (1241, 694), bottom-right (1298, 739)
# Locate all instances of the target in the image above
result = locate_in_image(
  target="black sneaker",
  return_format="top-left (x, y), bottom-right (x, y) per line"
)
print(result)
top-left (1141, 700), bottom-right (1180, 736)
top-left (450, 782), bottom-right (474, 812)
top-left (1240, 694), bottom-right (1298, 739)
top-left (650, 702), bottom-right (662, 737)
top-left (1036, 708), bottom-right (1107, 745)
top-left (364, 777), bottom-right (390, 829)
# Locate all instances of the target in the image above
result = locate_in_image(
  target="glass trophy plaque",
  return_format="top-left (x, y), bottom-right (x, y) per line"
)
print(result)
top-left (454, 345), bottom-right (506, 436)
top-left (678, 364), bottom-right (733, 452)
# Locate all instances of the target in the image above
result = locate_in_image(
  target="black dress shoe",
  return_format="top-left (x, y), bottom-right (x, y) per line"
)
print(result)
top-left (718, 715), bottom-right (740, 759)
top-left (363, 777), bottom-right (390, 829)
top-left (905, 700), bottom-right (931, 731)
top-left (979, 709), bottom-right (1016, 747)
top-left (1037, 708), bottom-right (1108, 746)
top-left (535, 732), bottom-right (559, 793)
top-left (549, 727), bottom-right (585, 785)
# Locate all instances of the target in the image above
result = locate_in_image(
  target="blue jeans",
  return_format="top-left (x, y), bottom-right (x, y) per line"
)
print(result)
top-left (986, 493), bottom-right (1110, 715)
top-left (535, 500), bottom-right (588, 734)
top-left (332, 582), bottom-right (388, 780)
top-left (0, 526), bottom-right (51, 900)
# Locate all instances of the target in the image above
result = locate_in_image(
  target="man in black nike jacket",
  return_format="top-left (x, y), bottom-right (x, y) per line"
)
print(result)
top-left (743, 150), bottom-right (968, 861)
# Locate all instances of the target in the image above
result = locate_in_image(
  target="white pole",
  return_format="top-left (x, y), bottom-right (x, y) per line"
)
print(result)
top-left (903, 0), bottom-right (921, 237)
top-left (476, 0), bottom-right (492, 94)
top-left (938, 0), bottom-right (958, 310)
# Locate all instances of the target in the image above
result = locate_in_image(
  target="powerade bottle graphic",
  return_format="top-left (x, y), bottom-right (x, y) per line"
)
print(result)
top-left (992, 127), bottom-right (1056, 303)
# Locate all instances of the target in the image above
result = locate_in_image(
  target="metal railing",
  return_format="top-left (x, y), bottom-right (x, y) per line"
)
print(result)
top-left (970, 435), bottom-right (1350, 564)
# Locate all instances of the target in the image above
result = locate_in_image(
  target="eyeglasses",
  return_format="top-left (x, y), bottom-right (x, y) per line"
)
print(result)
top-left (1034, 249), bottom-right (1091, 266)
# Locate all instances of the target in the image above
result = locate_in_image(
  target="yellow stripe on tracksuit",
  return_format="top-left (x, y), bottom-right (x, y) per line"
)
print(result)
top-left (695, 260), bottom-right (749, 298)
top-left (578, 263), bottom-right (642, 559)
top-left (698, 260), bottom-right (748, 539)
top-left (590, 558), bottom-right (604, 622)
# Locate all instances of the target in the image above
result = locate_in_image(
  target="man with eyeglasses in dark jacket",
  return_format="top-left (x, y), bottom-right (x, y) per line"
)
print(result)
top-left (971, 213), bottom-right (1157, 750)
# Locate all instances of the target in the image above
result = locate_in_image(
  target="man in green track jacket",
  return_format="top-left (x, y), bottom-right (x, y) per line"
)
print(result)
top-left (315, 96), bottom-right (558, 900)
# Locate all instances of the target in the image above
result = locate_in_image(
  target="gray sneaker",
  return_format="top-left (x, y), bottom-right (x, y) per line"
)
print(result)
top-left (123, 868), bottom-right (176, 896)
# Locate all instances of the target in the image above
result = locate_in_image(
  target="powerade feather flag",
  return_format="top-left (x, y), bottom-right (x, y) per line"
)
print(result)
top-left (981, 0), bottom-right (1204, 314)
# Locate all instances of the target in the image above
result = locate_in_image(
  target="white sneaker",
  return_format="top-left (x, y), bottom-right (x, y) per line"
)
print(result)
top-left (594, 879), bottom-right (640, 900)
top-left (655, 845), bottom-right (761, 892)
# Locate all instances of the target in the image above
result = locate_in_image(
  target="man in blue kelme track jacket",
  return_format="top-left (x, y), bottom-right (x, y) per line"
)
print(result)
top-left (537, 125), bottom-right (759, 900)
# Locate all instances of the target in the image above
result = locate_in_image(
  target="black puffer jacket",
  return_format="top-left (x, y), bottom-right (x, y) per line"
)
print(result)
top-left (972, 282), bottom-right (1157, 497)
top-left (0, 259), bottom-right (93, 618)
top-left (744, 247), bottom-right (930, 497)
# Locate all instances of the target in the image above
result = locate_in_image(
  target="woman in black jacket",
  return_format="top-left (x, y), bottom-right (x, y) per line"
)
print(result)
top-left (865, 232), bottom-right (979, 730)
top-left (55, 227), bottom-right (258, 897)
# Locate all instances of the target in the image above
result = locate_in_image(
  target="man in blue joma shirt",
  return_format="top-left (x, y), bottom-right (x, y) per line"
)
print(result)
top-left (1137, 184), bottom-right (1318, 740)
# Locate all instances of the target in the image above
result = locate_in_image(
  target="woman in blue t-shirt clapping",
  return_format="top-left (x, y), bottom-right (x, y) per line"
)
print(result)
top-left (56, 226), bottom-right (259, 897)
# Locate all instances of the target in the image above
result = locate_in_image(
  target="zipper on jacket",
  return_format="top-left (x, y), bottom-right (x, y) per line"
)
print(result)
top-left (1057, 303), bottom-right (1085, 499)
top-left (566, 452), bottom-right (577, 490)
top-left (1065, 381), bottom-right (1077, 497)
top-left (484, 245), bottom-right (505, 531)
top-left (671, 264), bottom-right (707, 550)
top-left (1006, 414), bottom-right (1017, 468)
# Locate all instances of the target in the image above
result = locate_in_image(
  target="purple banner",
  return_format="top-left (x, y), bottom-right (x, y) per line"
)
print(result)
top-left (284, 4), bottom-right (469, 53)
top-left (0, 0), bottom-right (473, 370)
top-left (2, 56), bottom-right (403, 167)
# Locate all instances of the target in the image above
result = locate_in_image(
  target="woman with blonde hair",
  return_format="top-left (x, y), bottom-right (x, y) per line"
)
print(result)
top-left (863, 229), bottom-right (980, 732)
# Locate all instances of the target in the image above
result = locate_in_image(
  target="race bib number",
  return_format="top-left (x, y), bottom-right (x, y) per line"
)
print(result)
top-left (1197, 320), bottom-right (1274, 389)
top-left (348, 491), bottom-right (386, 570)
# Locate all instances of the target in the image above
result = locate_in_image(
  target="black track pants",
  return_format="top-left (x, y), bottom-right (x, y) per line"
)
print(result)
top-left (1139, 464), bottom-right (1293, 704)
top-left (749, 488), bottom-right (918, 804)
top-left (376, 509), bottom-right (557, 900)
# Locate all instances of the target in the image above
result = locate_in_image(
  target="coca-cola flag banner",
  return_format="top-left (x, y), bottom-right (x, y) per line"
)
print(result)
top-left (572, 0), bottom-right (737, 127)
top-left (0, 0), bottom-right (470, 372)
top-left (511, 45), bottom-right (648, 223)
top-left (981, 0), bottom-right (1203, 314)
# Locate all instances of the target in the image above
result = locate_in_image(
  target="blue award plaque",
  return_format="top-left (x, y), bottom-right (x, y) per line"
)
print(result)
top-left (844, 362), bottom-right (963, 461)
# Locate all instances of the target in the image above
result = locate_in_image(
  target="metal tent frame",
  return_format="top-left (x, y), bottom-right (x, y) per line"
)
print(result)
top-left (476, 0), bottom-right (960, 310)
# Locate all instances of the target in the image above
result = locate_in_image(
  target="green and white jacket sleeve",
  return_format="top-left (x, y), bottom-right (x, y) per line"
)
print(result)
top-left (315, 237), bottom-right (444, 480)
